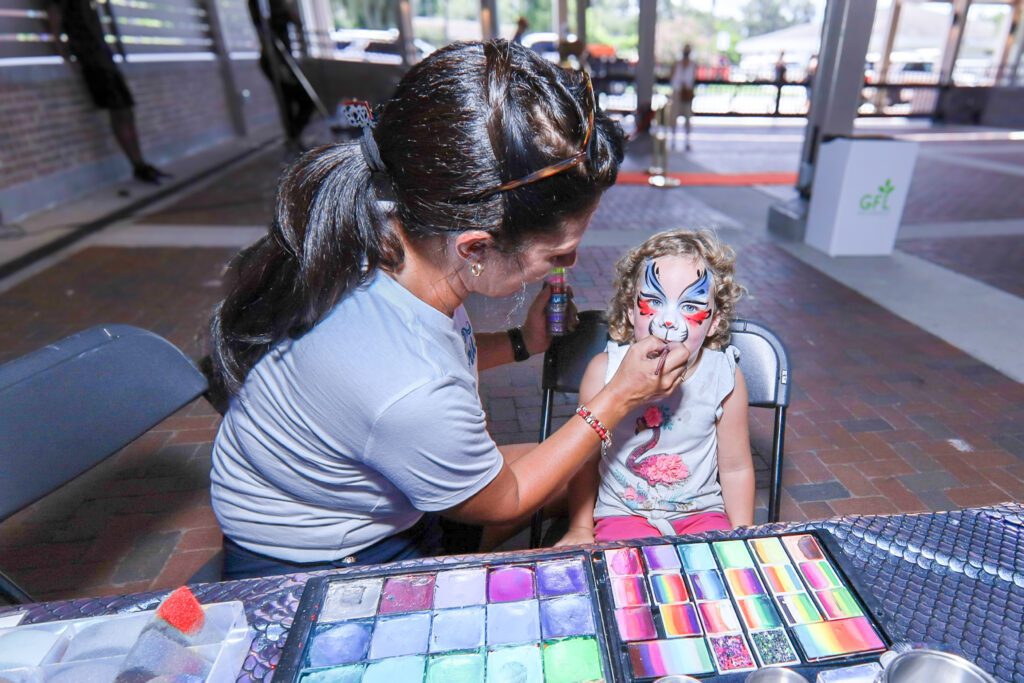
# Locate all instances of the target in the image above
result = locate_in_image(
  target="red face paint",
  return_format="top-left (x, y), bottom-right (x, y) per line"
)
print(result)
top-left (685, 309), bottom-right (711, 326)
top-left (637, 297), bottom-right (655, 317)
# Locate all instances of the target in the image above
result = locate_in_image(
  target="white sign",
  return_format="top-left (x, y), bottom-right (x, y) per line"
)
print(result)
top-left (805, 138), bottom-right (919, 256)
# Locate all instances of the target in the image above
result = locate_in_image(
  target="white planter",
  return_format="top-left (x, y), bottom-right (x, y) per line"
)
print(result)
top-left (805, 137), bottom-right (919, 256)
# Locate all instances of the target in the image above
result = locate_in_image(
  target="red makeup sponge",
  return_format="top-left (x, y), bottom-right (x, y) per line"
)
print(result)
top-left (156, 586), bottom-right (205, 635)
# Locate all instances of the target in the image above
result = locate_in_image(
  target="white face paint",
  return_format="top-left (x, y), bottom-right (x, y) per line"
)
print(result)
top-left (628, 256), bottom-right (716, 356)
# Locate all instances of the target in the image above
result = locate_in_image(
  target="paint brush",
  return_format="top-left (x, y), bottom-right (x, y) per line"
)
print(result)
top-left (652, 328), bottom-right (672, 376)
top-left (654, 346), bottom-right (669, 376)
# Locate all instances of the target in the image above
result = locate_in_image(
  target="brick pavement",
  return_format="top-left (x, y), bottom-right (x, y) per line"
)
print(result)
top-left (902, 157), bottom-right (1024, 225)
top-left (898, 235), bottom-right (1024, 299)
top-left (1, 134), bottom-right (1022, 603)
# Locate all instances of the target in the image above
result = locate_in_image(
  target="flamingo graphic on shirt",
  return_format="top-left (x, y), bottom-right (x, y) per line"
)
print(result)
top-left (625, 405), bottom-right (690, 487)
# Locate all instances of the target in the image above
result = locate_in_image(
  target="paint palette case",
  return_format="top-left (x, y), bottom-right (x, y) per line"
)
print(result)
top-left (594, 531), bottom-right (890, 681)
top-left (276, 550), bottom-right (615, 683)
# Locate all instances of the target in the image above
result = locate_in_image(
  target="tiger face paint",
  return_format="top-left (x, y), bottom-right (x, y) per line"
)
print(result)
top-left (628, 256), bottom-right (717, 356)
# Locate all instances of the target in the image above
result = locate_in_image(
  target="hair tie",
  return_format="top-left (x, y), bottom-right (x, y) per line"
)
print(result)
top-left (359, 127), bottom-right (387, 174)
top-left (340, 100), bottom-right (387, 175)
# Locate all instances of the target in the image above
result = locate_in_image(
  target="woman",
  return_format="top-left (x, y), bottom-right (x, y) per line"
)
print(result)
top-left (208, 40), bottom-right (692, 579)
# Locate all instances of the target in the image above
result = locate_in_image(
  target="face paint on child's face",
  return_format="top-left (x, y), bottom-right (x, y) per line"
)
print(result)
top-left (629, 256), bottom-right (715, 353)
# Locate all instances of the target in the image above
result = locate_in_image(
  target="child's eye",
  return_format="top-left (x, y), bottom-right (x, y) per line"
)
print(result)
top-left (637, 298), bottom-right (659, 316)
top-left (681, 303), bottom-right (699, 314)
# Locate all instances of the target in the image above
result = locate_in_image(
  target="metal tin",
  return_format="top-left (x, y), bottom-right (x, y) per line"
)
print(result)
top-left (744, 667), bottom-right (810, 682)
top-left (878, 650), bottom-right (996, 683)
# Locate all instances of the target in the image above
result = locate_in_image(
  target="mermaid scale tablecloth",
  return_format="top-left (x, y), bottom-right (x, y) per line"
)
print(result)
top-left (2, 504), bottom-right (1022, 682)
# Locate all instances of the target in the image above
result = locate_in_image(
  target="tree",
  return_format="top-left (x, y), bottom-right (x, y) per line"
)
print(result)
top-left (744, 0), bottom-right (815, 37)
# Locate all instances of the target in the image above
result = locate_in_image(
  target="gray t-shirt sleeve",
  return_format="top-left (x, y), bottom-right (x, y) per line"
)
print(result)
top-left (363, 376), bottom-right (504, 512)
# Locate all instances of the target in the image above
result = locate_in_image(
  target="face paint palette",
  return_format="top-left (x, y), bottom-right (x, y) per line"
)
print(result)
top-left (278, 532), bottom-right (887, 682)
top-left (276, 551), bottom-right (612, 683)
top-left (593, 532), bottom-right (888, 681)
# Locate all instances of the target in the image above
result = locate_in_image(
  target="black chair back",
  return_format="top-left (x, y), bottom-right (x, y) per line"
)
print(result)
top-left (0, 324), bottom-right (208, 603)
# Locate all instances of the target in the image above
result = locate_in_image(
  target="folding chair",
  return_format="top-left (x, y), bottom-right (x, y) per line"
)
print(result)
top-left (0, 325), bottom-right (209, 603)
top-left (529, 314), bottom-right (791, 548)
top-left (727, 319), bottom-right (791, 523)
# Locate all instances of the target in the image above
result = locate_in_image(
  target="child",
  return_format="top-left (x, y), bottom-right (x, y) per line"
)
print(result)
top-left (558, 230), bottom-right (754, 544)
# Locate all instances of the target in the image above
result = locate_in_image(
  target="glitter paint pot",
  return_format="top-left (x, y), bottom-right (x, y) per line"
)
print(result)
top-left (546, 267), bottom-right (569, 336)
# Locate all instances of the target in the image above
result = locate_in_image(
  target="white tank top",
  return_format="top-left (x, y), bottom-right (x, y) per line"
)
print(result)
top-left (594, 342), bottom-right (740, 534)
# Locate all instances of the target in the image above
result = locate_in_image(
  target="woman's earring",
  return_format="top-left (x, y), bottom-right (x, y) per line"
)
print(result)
top-left (470, 261), bottom-right (484, 277)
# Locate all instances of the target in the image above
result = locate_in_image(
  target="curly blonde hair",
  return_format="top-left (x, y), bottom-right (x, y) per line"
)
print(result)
top-left (607, 229), bottom-right (744, 348)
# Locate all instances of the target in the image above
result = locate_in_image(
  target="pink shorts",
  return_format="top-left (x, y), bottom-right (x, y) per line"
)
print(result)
top-left (594, 512), bottom-right (732, 543)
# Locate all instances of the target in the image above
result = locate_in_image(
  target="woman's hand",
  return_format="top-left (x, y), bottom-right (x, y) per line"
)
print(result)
top-left (603, 335), bottom-right (691, 411)
top-left (554, 526), bottom-right (595, 547)
top-left (521, 283), bottom-right (578, 356)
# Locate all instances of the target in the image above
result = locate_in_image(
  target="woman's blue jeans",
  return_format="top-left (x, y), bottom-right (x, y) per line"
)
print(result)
top-left (221, 515), bottom-right (444, 580)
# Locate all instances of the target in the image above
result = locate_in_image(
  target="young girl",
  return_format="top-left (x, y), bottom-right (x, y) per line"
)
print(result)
top-left (558, 230), bottom-right (755, 544)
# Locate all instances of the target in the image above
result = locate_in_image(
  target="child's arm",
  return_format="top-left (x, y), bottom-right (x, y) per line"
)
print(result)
top-left (555, 352), bottom-right (609, 546)
top-left (717, 366), bottom-right (755, 527)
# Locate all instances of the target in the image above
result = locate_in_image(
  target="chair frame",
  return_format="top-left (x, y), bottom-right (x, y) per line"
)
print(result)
top-left (529, 313), bottom-right (790, 548)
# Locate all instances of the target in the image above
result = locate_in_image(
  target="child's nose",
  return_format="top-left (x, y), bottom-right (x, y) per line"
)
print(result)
top-left (663, 321), bottom-right (674, 328)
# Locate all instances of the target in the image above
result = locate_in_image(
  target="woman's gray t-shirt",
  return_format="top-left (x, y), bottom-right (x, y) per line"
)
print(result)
top-left (210, 270), bottom-right (503, 563)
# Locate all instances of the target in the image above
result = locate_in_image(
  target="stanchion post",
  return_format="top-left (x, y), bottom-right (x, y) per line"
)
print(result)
top-left (648, 104), bottom-right (680, 188)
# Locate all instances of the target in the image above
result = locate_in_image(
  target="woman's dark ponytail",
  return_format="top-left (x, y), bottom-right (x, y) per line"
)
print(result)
top-left (208, 39), bottom-right (624, 399)
top-left (208, 141), bottom-right (399, 398)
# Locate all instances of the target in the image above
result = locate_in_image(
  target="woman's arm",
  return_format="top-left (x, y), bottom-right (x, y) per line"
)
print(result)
top-left (555, 354), bottom-right (608, 546)
top-left (717, 367), bottom-right (755, 527)
top-left (446, 336), bottom-right (690, 525)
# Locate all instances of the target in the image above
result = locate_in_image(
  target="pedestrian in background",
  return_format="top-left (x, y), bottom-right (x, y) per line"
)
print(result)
top-left (47, 0), bottom-right (168, 183)
top-left (670, 44), bottom-right (697, 151)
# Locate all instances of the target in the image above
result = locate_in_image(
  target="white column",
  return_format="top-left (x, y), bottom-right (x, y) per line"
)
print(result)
top-left (878, 0), bottom-right (901, 84)
top-left (938, 0), bottom-right (972, 86)
top-left (796, 0), bottom-right (877, 194)
top-left (298, 0), bottom-right (334, 58)
top-left (635, 0), bottom-right (656, 130)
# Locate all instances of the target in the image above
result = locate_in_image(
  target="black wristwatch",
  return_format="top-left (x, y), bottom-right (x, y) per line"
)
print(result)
top-left (507, 327), bottom-right (531, 362)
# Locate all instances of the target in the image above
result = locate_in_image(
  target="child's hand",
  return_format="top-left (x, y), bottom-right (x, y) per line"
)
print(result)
top-left (554, 526), bottom-right (595, 547)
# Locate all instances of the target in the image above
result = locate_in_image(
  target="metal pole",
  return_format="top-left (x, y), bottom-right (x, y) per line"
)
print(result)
top-left (557, 0), bottom-right (569, 41)
top-left (635, 0), bottom-right (656, 134)
top-left (395, 0), bottom-right (416, 65)
top-left (480, 0), bottom-right (499, 41)
top-left (202, 0), bottom-right (247, 137)
top-left (874, 0), bottom-right (901, 110)
top-left (938, 0), bottom-right (972, 87)
top-left (575, 0), bottom-right (587, 48)
top-left (995, 0), bottom-right (1024, 85)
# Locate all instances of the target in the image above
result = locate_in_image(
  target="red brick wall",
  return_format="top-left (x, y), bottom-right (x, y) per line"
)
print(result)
top-left (0, 57), bottom-right (279, 220)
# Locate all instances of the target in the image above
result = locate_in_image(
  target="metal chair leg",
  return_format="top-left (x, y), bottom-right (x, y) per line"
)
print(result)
top-left (530, 393), bottom-right (556, 549)
top-left (769, 408), bottom-right (787, 523)
top-left (0, 568), bottom-right (33, 604)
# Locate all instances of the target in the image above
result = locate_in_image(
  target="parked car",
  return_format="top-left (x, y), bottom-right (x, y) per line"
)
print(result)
top-left (331, 28), bottom-right (434, 64)
top-left (521, 32), bottom-right (576, 64)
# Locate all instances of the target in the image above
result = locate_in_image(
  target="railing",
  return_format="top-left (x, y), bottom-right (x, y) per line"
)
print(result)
top-left (596, 77), bottom-right (943, 118)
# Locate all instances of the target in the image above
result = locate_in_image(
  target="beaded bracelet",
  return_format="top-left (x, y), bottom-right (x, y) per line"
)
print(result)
top-left (576, 404), bottom-right (612, 451)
